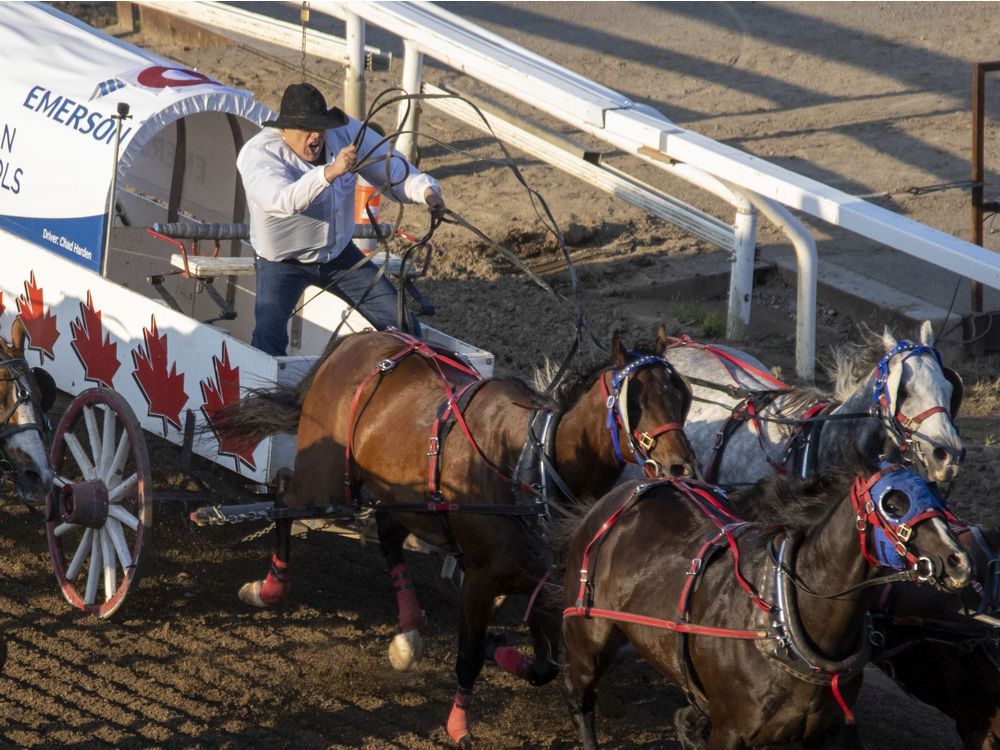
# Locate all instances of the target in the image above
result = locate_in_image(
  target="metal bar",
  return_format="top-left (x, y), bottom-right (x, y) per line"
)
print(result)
top-left (396, 40), bottom-right (423, 162)
top-left (344, 11), bottom-right (365, 118)
top-left (970, 62), bottom-right (1000, 312)
top-left (135, 1), bottom-right (391, 66)
top-left (723, 183), bottom-right (817, 381)
top-left (728, 207), bottom-right (759, 341)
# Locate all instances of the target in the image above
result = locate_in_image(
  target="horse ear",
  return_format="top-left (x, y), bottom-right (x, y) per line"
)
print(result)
top-left (919, 320), bottom-right (935, 347)
top-left (882, 326), bottom-right (897, 352)
top-left (11, 316), bottom-right (26, 354)
top-left (656, 324), bottom-right (670, 353)
top-left (611, 331), bottom-right (627, 367)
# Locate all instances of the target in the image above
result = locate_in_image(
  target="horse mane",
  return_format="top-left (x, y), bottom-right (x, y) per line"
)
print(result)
top-left (728, 469), bottom-right (857, 532)
top-left (537, 340), bottom-right (661, 412)
top-left (829, 325), bottom-right (885, 401)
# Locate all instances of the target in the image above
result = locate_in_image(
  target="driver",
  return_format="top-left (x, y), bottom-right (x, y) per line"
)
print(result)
top-left (237, 82), bottom-right (446, 355)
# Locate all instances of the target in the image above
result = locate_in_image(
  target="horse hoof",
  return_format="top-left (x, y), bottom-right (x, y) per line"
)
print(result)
top-left (389, 629), bottom-right (423, 671)
top-left (457, 735), bottom-right (473, 749)
top-left (238, 580), bottom-right (281, 608)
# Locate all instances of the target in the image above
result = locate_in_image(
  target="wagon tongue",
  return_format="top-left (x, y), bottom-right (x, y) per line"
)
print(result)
top-left (189, 501), bottom-right (354, 526)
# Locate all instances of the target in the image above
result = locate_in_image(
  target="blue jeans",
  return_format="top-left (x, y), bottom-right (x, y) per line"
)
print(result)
top-left (251, 243), bottom-right (420, 355)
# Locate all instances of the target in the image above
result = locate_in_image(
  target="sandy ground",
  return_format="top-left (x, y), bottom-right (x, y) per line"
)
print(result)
top-left (6, 2), bottom-right (1000, 748)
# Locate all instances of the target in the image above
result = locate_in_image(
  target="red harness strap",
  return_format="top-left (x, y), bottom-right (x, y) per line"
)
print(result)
top-left (569, 479), bottom-right (771, 635)
top-left (563, 606), bottom-right (768, 640)
top-left (666, 335), bottom-right (789, 389)
top-left (343, 331), bottom-right (481, 505)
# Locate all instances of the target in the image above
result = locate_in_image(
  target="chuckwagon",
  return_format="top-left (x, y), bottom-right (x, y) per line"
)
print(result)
top-left (0, 2), bottom-right (492, 618)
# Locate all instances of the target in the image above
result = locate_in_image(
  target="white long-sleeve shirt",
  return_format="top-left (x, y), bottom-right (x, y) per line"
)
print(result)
top-left (236, 118), bottom-right (439, 263)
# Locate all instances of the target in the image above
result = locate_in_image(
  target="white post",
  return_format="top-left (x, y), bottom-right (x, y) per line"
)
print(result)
top-left (727, 205), bottom-right (759, 341)
top-left (396, 39), bottom-right (424, 162)
top-left (725, 184), bottom-right (817, 382)
top-left (344, 12), bottom-right (365, 119)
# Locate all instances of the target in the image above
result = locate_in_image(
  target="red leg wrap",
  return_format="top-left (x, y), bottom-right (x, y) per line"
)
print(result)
top-left (493, 646), bottom-right (531, 679)
top-left (390, 563), bottom-right (422, 633)
top-left (259, 555), bottom-right (289, 604)
top-left (446, 688), bottom-right (472, 743)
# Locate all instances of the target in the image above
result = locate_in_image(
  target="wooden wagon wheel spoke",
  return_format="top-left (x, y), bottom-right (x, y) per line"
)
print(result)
top-left (46, 388), bottom-right (152, 619)
top-left (83, 405), bottom-right (102, 469)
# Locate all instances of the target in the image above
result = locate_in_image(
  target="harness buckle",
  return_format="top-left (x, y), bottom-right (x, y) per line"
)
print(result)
top-left (427, 436), bottom-right (440, 456)
top-left (638, 432), bottom-right (656, 452)
top-left (606, 395), bottom-right (616, 410)
top-left (686, 558), bottom-right (702, 576)
top-left (712, 432), bottom-right (725, 450)
top-left (377, 358), bottom-right (396, 372)
top-left (896, 524), bottom-right (913, 543)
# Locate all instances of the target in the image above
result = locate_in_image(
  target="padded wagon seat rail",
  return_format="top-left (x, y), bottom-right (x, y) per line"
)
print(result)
top-left (145, 220), bottom-right (436, 321)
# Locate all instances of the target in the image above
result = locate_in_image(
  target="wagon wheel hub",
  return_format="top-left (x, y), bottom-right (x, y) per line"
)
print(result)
top-left (57, 479), bottom-right (109, 528)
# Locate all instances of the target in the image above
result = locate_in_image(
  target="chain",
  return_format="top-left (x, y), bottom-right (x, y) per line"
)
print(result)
top-left (240, 521), bottom-right (275, 544)
top-left (300, 1), bottom-right (310, 82)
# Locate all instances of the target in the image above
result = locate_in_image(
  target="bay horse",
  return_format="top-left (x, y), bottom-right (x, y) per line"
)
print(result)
top-left (219, 328), bottom-right (698, 746)
top-left (561, 457), bottom-right (971, 750)
top-left (662, 320), bottom-right (963, 486)
top-left (0, 317), bottom-right (55, 507)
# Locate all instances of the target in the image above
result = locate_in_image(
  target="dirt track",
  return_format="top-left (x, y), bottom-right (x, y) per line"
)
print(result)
top-left (7, 3), bottom-right (1000, 748)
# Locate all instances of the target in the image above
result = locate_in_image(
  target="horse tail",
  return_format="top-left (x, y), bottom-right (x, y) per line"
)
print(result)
top-left (211, 384), bottom-right (303, 442)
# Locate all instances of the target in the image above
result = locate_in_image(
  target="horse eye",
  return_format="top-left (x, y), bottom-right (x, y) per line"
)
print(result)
top-left (881, 490), bottom-right (911, 520)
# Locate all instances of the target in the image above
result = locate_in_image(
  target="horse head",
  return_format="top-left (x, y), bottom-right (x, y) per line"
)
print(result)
top-left (604, 331), bottom-right (699, 479)
top-left (872, 321), bottom-right (963, 483)
top-left (0, 318), bottom-right (55, 506)
top-left (852, 460), bottom-right (970, 591)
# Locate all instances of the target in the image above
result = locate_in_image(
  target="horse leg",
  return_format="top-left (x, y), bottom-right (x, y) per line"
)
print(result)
top-left (705, 727), bottom-right (745, 750)
top-left (377, 512), bottom-right (424, 672)
top-left (492, 590), bottom-right (559, 686)
top-left (562, 626), bottom-right (622, 750)
top-left (446, 569), bottom-right (496, 747)
top-left (238, 517), bottom-right (292, 607)
top-left (674, 705), bottom-right (710, 750)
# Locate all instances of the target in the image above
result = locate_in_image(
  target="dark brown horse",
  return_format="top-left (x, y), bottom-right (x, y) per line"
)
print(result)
top-left (868, 525), bottom-right (1000, 750)
top-left (561, 459), bottom-right (971, 750)
top-left (220, 328), bottom-right (698, 745)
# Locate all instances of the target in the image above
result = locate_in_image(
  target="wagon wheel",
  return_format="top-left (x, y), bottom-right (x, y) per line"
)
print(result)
top-left (46, 388), bottom-right (152, 618)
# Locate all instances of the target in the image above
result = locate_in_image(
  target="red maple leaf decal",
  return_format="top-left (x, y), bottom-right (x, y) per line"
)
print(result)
top-left (70, 292), bottom-right (121, 388)
top-left (131, 317), bottom-right (188, 431)
top-left (16, 272), bottom-right (60, 361)
top-left (200, 342), bottom-right (258, 471)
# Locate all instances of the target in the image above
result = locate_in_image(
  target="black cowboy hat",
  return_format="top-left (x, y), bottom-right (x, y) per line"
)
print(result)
top-left (262, 83), bottom-right (348, 130)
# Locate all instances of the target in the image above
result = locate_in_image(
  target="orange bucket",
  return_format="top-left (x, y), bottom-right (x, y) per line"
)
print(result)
top-left (354, 177), bottom-right (382, 253)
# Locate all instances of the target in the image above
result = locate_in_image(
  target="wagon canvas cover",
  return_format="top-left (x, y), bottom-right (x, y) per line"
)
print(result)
top-left (0, 2), bottom-right (269, 273)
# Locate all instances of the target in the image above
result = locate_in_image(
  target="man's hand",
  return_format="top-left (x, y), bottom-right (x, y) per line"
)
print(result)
top-left (324, 144), bottom-right (357, 182)
top-left (425, 189), bottom-right (447, 220)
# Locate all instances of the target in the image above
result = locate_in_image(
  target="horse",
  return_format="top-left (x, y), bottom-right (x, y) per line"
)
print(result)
top-left (560, 457), bottom-right (972, 750)
top-left (217, 328), bottom-right (698, 746)
top-left (661, 320), bottom-right (963, 487)
top-left (0, 317), bottom-right (55, 507)
top-left (866, 524), bottom-right (1000, 750)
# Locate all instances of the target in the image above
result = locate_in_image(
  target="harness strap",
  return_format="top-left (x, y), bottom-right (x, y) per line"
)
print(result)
top-left (666, 336), bottom-right (789, 389)
top-left (896, 405), bottom-right (948, 432)
top-left (343, 331), bottom-right (483, 505)
top-left (563, 605), bottom-right (767, 640)
top-left (704, 393), bottom-right (785, 484)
